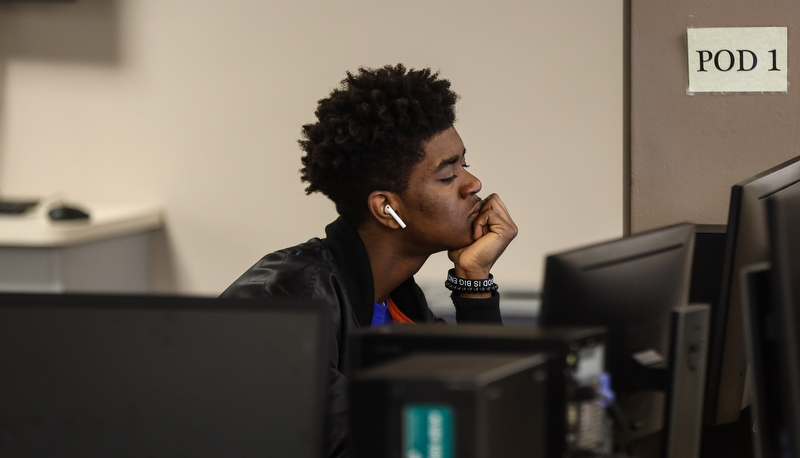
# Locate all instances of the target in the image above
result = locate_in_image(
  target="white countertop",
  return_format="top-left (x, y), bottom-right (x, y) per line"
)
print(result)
top-left (0, 204), bottom-right (163, 247)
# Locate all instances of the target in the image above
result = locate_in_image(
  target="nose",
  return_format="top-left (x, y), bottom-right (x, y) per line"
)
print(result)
top-left (460, 170), bottom-right (482, 199)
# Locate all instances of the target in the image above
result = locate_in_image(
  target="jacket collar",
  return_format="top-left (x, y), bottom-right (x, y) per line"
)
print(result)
top-left (324, 217), bottom-right (377, 327)
top-left (324, 217), bottom-right (429, 327)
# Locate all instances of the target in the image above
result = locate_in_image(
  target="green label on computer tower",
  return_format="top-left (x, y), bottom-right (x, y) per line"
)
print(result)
top-left (403, 404), bottom-right (454, 458)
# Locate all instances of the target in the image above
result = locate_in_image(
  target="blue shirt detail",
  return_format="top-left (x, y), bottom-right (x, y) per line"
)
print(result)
top-left (371, 300), bottom-right (393, 327)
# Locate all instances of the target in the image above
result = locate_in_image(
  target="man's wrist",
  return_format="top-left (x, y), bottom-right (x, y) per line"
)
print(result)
top-left (445, 269), bottom-right (497, 298)
top-left (453, 267), bottom-right (490, 279)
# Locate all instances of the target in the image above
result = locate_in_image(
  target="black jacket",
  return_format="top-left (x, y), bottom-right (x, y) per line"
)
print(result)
top-left (219, 217), bottom-right (502, 456)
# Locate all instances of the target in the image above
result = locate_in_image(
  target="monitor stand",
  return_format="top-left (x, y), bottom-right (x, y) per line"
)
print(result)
top-left (625, 304), bottom-right (711, 458)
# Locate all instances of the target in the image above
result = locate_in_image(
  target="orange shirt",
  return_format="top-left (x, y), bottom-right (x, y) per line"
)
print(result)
top-left (386, 296), bottom-right (415, 324)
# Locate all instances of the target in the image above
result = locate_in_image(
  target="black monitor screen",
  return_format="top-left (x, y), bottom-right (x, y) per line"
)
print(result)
top-left (706, 154), bottom-right (800, 425)
top-left (763, 180), bottom-right (800, 456)
top-left (539, 223), bottom-right (695, 439)
top-left (0, 293), bottom-right (329, 458)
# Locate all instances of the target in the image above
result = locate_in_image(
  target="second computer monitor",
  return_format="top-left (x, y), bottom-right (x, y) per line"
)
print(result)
top-left (539, 223), bottom-right (696, 441)
top-left (705, 154), bottom-right (800, 425)
top-left (744, 179), bottom-right (800, 458)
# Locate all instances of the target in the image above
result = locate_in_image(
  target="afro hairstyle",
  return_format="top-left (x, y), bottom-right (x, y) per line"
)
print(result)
top-left (299, 64), bottom-right (459, 226)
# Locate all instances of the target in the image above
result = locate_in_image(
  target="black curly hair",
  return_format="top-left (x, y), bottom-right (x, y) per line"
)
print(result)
top-left (299, 64), bottom-right (459, 226)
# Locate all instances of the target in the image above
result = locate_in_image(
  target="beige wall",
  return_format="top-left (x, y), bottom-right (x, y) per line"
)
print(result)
top-left (0, 0), bottom-right (624, 296)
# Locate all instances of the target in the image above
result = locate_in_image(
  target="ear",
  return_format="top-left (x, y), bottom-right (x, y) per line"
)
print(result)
top-left (367, 191), bottom-right (404, 229)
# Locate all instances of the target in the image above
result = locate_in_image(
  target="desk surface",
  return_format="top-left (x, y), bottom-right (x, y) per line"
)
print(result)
top-left (0, 204), bottom-right (163, 247)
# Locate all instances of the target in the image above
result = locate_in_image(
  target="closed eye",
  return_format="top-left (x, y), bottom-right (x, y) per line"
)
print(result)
top-left (439, 164), bottom-right (469, 184)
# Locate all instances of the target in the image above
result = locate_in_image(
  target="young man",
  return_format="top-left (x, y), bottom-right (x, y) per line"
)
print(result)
top-left (220, 64), bottom-right (517, 457)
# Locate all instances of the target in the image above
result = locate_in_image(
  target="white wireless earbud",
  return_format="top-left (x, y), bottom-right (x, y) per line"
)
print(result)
top-left (385, 204), bottom-right (407, 229)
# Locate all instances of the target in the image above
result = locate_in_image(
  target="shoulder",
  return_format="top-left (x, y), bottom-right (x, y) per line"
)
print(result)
top-left (219, 238), bottom-right (340, 299)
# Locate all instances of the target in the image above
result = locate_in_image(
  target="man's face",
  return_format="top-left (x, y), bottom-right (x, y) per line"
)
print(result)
top-left (398, 126), bottom-right (483, 254)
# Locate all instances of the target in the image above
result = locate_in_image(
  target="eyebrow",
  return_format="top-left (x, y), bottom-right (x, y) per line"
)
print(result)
top-left (434, 148), bottom-right (467, 173)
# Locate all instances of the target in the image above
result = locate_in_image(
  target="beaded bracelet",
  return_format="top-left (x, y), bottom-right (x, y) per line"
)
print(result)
top-left (444, 268), bottom-right (499, 293)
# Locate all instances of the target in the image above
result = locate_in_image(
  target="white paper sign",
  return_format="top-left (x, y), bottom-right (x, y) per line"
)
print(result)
top-left (687, 27), bottom-right (787, 93)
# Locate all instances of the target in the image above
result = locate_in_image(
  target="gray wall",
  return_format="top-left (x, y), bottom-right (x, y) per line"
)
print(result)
top-left (631, 0), bottom-right (800, 232)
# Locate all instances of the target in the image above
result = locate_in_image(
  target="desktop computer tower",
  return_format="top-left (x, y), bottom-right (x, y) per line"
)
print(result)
top-left (350, 352), bottom-right (548, 458)
top-left (347, 324), bottom-right (609, 457)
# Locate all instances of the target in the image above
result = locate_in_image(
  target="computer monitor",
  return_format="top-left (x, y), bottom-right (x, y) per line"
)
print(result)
top-left (0, 293), bottom-right (329, 458)
top-left (742, 180), bottom-right (800, 458)
top-left (705, 154), bottom-right (800, 426)
top-left (539, 223), bottom-right (707, 457)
